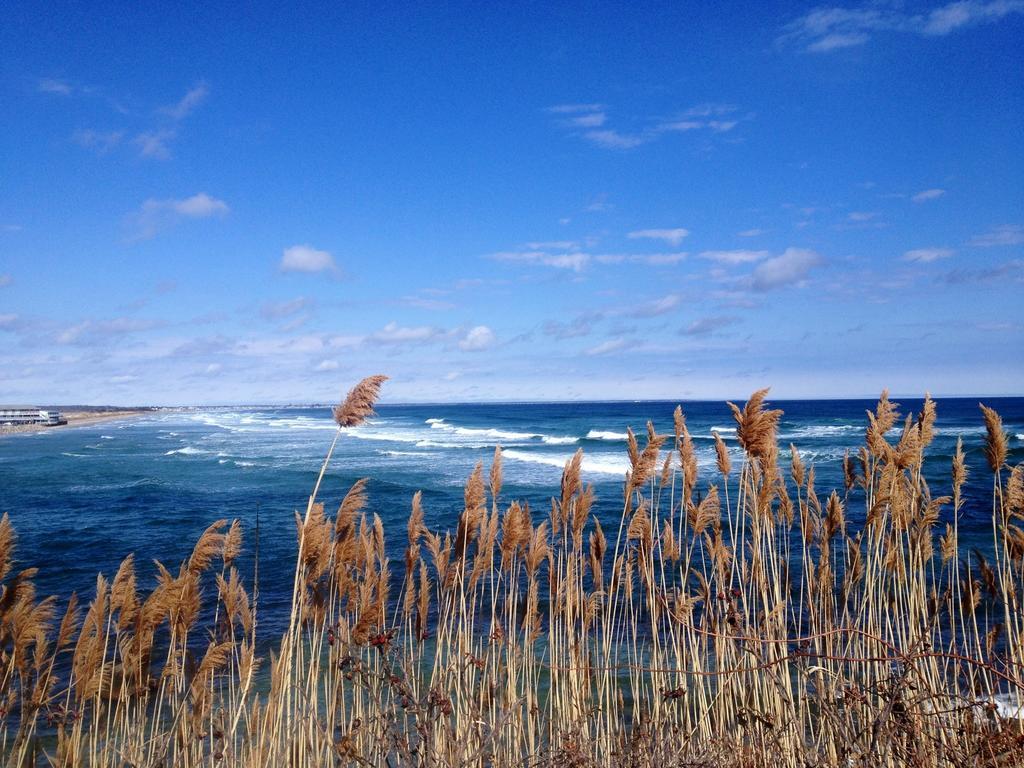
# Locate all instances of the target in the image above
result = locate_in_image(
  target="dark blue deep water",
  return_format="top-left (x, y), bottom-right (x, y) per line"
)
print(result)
top-left (1, 397), bottom-right (1022, 638)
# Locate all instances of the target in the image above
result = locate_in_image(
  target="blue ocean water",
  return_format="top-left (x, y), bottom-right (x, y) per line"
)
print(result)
top-left (1, 397), bottom-right (1022, 638)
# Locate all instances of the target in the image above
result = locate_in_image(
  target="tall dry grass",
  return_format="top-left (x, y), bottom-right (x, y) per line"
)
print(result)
top-left (1, 377), bottom-right (1023, 766)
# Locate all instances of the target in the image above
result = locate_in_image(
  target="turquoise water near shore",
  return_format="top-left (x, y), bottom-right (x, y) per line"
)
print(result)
top-left (1, 397), bottom-right (1021, 638)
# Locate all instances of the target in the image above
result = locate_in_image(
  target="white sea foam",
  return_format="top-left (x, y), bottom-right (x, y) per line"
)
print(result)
top-left (503, 449), bottom-right (629, 476)
top-left (165, 446), bottom-right (206, 456)
top-left (100, 435), bottom-right (114, 440)
top-left (380, 450), bottom-right (436, 457)
top-left (425, 418), bottom-right (445, 425)
top-left (1018, 433), bottom-right (1024, 441)
top-left (586, 430), bottom-right (628, 441)
top-left (541, 435), bottom-right (579, 445)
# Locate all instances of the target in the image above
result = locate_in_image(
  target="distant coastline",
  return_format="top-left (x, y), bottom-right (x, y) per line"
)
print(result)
top-left (0, 408), bottom-right (153, 436)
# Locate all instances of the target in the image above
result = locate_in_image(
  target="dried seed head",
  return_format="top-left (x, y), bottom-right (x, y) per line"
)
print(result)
top-left (713, 431), bottom-right (731, 476)
top-left (333, 375), bottom-right (388, 427)
top-left (979, 403), bottom-right (1008, 473)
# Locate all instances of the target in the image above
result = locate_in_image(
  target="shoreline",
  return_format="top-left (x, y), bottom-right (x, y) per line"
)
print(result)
top-left (0, 409), bottom-right (153, 437)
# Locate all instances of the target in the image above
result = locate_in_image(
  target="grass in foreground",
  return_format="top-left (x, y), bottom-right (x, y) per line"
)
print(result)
top-left (1, 376), bottom-right (1023, 767)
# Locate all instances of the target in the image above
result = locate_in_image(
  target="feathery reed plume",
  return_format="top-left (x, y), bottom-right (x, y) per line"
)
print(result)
top-left (713, 430), bottom-right (731, 476)
top-left (727, 388), bottom-right (782, 459)
top-left (790, 444), bottom-right (805, 488)
top-left (223, 518), bottom-right (243, 568)
top-left (490, 446), bottom-right (503, 506)
top-left (333, 374), bottom-right (388, 427)
top-left (979, 402), bottom-right (1008, 473)
top-left (918, 392), bottom-right (936, 447)
top-left (950, 437), bottom-right (967, 497)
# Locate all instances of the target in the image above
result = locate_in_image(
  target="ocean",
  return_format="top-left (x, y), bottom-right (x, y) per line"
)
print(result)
top-left (1, 397), bottom-right (1022, 638)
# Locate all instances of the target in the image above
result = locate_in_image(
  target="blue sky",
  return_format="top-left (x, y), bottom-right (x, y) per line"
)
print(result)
top-left (1, 1), bottom-right (1022, 405)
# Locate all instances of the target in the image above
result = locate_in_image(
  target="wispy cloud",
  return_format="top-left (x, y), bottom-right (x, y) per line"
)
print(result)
top-left (314, 360), bottom-right (339, 372)
top-left (969, 224), bottom-right (1024, 247)
top-left (72, 129), bottom-right (124, 154)
top-left (134, 129), bottom-right (176, 160)
top-left (490, 250), bottom-right (590, 271)
top-left (780, 1), bottom-right (1024, 53)
top-left (0, 274), bottom-right (11, 288)
top-left (682, 315), bottom-right (739, 336)
top-left (594, 252), bottom-right (687, 266)
top-left (38, 78), bottom-right (73, 95)
top-left (127, 192), bottom-right (229, 240)
top-left (749, 248), bottom-right (822, 291)
top-left (942, 258), bottom-right (1024, 284)
top-left (280, 244), bottom-right (337, 273)
top-left (738, 228), bottom-right (766, 237)
top-left (261, 297), bottom-right (311, 319)
top-left (543, 315), bottom-right (598, 339)
top-left (369, 322), bottom-right (442, 344)
top-left (627, 228), bottom-right (689, 247)
top-left (903, 247), bottom-right (955, 263)
top-left (699, 249), bottom-right (769, 265)
top-left (459, 325), bottom-right (496, 351)
top-left (628, 294), bottom-right (682, 318)
top-left (912, 188), bottom-right (946, 203)
top-left (160, 82), bottom-right (209, 120)
top-left (584, 338), bottom-right (629, 356)
top-left (55, 317), bottom-right (163, 345)
top-left (550, 102), bottom-right (749, 150)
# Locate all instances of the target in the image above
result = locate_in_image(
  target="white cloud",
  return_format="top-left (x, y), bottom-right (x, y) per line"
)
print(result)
top-left (683, 315), bottom-right (739, 335)
top-left (134, 129), bottom-right (176, 160)
top-left (700, 249), bottom-right (769, 265)
top-left (904, 247), bottom-right (955, 263)
top-left (781, 1), bottom-right (1024, 52)
top-left (459, 325), bottom-right (496, 351)
top-left (0, 314), bottom-right (18, 329)
top-left (369, 322), bottom-right (440, 344)
top-left (912, 188), bottom-right (946, 203)
top-left (525, 240), bottom-right (580, 250)
top-left (969, 224), bottom-right (1024, 247)
top-left (261, 297), bottom-right (310, 319)
top-left (38, 78), bottom-right (73, 95)
top-left (751, 248), bottom-right (822, 291)
top-left (585, 338), bottom-right (629, 356)
top-left (127, 193), bottom-right (229, 240)
top-left (584, 130), bottom-right (649, 149)
top-left (204, 363), bottom-right (222, 375)
top-left (627, 228), bottom-right (689, 247)
top-left (72, 129), bottom-right (124, 154)
top-left (0, 274), bottom-right (11, 287)
top-left (847, 211), bottom-right (878, 222)
top-left (568, 112), bottom-right (606, 127)
top-left (738, 228), bottom-right (765, 237)
top-left (594, 252), bottom-right (687, 266)
top-left (173, 193), bottom-right (229, 217)
top-left (490, 250), bottom-right (590, 271)
top-left (923, 0), bottom-right (1023, 35)
top-left (161, 83), bottom-right (209, 120)
top-left (546, 103), bottom-right (605, 114)
top-left (314, 360), bottom-right (339, 372)
top-left (280, 244), bottom-right (336, 273)
top-left (630, 294), bottom-right (681, 318)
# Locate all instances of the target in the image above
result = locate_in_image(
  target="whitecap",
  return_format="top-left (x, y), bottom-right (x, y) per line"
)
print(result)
top-left (503, 449), bottom-right (629, 476)
top-left (587, 430), bottom-right (628, 441)
top-left (165, 446), bottom-right (206, 456)
top-left (541, 435), bottom-right (579, 445)
top-left (100, 435), bottom-right (114, 440)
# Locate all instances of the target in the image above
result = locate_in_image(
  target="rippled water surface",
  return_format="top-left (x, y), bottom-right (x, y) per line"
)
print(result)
top-left (1, 397), bottom-right (1022, 636)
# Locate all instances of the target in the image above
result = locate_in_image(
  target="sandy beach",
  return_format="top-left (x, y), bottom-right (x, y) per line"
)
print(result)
top-left (0, 409), bottom-right (151, 436)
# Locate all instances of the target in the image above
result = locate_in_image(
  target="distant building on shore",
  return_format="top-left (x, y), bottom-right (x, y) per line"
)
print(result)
top-left (0, 406), bottom-right (67, 426)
